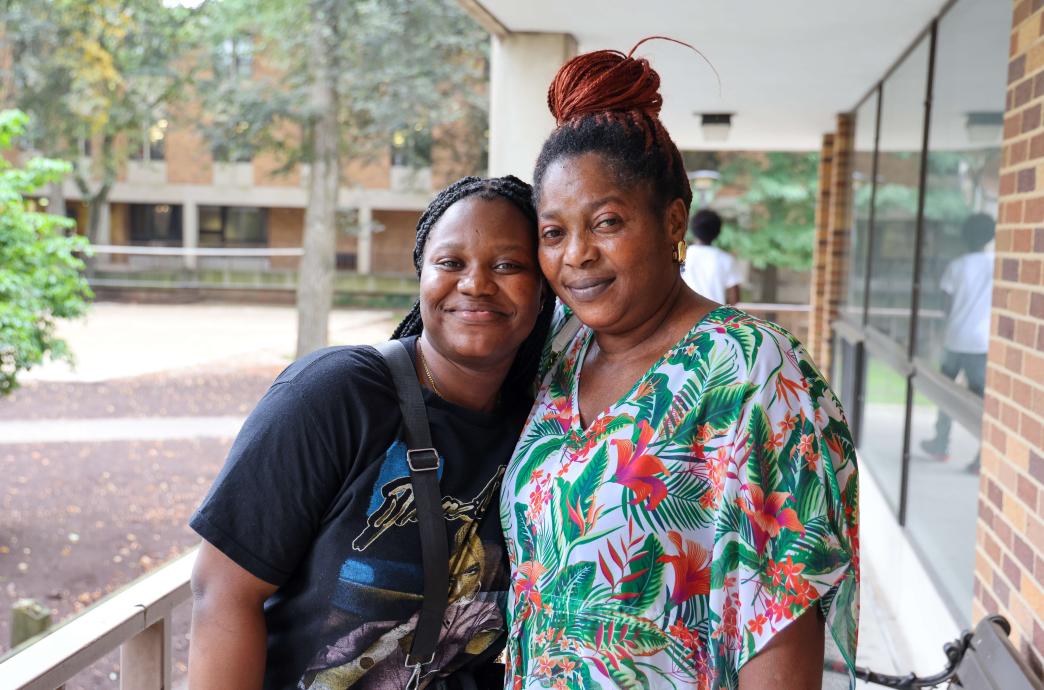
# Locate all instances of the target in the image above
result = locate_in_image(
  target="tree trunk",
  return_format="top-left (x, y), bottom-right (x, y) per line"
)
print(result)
top-left (295, 0), bottom-right (340, 358)
top-left (46, 182), bottom-right (66, 222)
top-left (760, 264), bottom-right (778, 303)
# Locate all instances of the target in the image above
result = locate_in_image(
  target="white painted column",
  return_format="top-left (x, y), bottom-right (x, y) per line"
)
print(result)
top-left (489, 32), bottom-right (576, 181)
top-left (182, 200), bottom-right (198, 270)
top-left (357, 206), bottom-right (373, 275)
top-left (96, 202), bottom-right (111, 245)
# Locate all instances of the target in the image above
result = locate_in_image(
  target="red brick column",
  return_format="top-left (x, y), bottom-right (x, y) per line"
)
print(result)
top-left (818, 115), bottom-right (854, 372)
top-left (809, 133), bottom-right (835, 368)
top-left (973, 0), bottom-right (1044, 673)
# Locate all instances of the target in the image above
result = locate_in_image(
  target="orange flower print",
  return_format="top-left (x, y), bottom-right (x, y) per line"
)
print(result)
top-left (612, 421), bottom-right (670, 510)
top-left (774, 372), bottom-right (804, 407)
top-left (747, 613), bottom-right (769, 636)
top-left (737, 485), bottom-right (805, 552)
top-left (658, 530), bottom-right (712, 606)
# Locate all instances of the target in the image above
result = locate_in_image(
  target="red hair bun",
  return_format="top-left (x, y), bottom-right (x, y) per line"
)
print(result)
top-left (547, 49), bottom-right (662, 126)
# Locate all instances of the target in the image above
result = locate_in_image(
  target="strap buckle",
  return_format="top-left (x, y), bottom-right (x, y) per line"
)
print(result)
top-left (407, 448), bottom-right (439, 472)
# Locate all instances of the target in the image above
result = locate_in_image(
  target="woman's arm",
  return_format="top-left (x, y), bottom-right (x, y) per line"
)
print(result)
top-left (738, 606), bottom-right (825, 690)
top-left (188, 541), bottom-right (279, 690)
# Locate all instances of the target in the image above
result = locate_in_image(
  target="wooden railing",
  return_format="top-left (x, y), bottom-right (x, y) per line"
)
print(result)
top-left (0, 548), bottom-right (197, 690)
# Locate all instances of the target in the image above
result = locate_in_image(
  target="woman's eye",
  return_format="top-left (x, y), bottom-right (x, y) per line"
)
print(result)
top-left (495, 261), bottom-right (523, 271)
top-left (436, 259), bottom-right (463, 269)
top-left (595, 217), bottom-right (619, 229)
top-left (540, 227), bottom-right (563, 241)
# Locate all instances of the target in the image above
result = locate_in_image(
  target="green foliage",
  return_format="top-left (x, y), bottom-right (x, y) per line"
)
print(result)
top-left (2, 0), bottom-right (205, 237)
top-left (0, 110), bottom-right (92, 395)
top-left (194, 0), bottom-right (489, 173)
top-left (713, 152), bottom-right (820, 271)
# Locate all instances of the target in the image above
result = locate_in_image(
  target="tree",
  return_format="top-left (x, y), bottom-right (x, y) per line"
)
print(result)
top-left (0, 0), bottom-right (204, 242)
top-left (0, 110), bottom-right (92, 395)
top-left (711, 152), bottom-right (819, 302)
top-left (194, 0), bottom-right (488, 356)
top-left (714, 152), bottom-right (820, 271)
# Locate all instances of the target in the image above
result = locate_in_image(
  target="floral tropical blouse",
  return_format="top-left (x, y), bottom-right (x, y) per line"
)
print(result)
top-left (501, 305), bottom-right (859, 689)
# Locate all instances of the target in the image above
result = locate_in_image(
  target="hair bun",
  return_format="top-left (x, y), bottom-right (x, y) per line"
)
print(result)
top-left (547, 49), bottom-right (662, 126)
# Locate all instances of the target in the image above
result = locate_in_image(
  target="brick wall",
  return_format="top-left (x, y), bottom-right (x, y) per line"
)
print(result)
top-left (372, 209), bottom-right (422, 275)
top-left (816, 115), bottom-right (853, 372)
top-left (973, 0), bottom-right (1044, 675)
top-left (808, 133), bottom-right (835, 368)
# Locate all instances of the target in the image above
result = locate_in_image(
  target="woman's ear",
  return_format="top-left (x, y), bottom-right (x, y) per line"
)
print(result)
top-left (666, 198), bottom-right (689, 243)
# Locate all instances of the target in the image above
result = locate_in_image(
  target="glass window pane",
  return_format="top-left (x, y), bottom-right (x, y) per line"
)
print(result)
top-left (844, 91), bottom-right (878, 323)
top-left (916, 0), bottom-right (1006, 364)
top-left (867, 37), bottom-right (931, 346)
top-left (859, 354), bottom-right (908, 512)
top-left (906, 387), bottom-right (981, 622)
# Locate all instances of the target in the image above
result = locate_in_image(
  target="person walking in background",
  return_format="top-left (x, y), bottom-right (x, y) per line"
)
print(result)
top-left (681, 208), bottom-right (744, 305)
top-left (920, 213), bottom-right (995, 471)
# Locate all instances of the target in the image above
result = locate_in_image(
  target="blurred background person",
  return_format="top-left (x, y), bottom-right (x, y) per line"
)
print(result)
top-left (920, 213), bottom-right (995, 470)
top-left (681, 209), bottom-right (744, 305)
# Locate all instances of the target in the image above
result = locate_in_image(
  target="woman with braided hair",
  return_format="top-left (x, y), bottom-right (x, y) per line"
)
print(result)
top-left (188, 175), bottom-right (553, 689)
top-left (501, 40), bottom-right (859, 689)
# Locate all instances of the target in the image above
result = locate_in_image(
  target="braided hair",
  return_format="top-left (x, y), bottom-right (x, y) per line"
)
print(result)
top-left (534, 37), bottom-right (703, 214)
top-left (392, 175), bottom-right (555, 393)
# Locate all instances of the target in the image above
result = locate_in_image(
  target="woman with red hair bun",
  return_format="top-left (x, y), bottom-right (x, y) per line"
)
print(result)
top-left (501, 39), bottom-right (859, 689)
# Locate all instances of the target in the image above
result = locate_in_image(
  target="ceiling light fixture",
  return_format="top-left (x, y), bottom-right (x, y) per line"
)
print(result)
top-left (699, 113), bottom-right (733, 143)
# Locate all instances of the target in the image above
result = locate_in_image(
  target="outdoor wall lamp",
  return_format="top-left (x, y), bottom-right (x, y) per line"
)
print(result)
top-left (699, 113), bottom-right (733, 143)
top-left (965, 111), bottom-right (1003, 145)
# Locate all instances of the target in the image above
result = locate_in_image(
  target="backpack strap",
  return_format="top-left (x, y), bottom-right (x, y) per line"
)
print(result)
top-left (375, 339), bottom-right (449, 674)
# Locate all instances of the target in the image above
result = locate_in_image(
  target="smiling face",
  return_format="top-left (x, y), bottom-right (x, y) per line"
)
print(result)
top-left (536, 152), bottom-right (688, 335)
top-left (419, 195), bottom-right (543, 368)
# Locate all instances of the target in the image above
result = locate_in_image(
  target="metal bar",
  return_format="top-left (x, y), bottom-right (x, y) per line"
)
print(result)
top-left (861, 85), bottom-right (883, 329)
top-left (0, 549), bottom-right (196, 690)
top-left (898, 20), bottom-right (938, 529)
top-left (88, 245), bottom-right (304, 257)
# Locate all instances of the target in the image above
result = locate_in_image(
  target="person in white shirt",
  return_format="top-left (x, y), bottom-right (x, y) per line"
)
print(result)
top-left (920, 213), bottom-right (994, 470)
top-left (681, 209), bottom-right (743, 305)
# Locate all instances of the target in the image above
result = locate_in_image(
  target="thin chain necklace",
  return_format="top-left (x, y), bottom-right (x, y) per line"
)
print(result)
top-left (416, 341), bottom-right (444, 399)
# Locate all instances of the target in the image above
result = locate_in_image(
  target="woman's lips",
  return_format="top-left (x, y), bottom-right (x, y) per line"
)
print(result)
top-left (563, 276), bottom-right (614, 302)
top-left (446, 308), bottom-right (507, 323)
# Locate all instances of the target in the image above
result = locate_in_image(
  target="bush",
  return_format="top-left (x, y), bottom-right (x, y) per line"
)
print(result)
top-left (0, 109), bottom-right (92, 394)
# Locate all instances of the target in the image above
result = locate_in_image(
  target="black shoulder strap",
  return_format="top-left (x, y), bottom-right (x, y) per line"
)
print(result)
top-left (374, 340), bottom-right (449, 673)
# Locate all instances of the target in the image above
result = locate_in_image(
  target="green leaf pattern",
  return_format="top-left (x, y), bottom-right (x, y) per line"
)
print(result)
top-left (502, 306), bottom-right (859, 689)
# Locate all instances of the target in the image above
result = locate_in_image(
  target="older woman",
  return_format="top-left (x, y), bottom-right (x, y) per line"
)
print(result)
top-left (501, 44), bottom-right (859, 689)
top-left (188, 175), bottom-right (553, 690)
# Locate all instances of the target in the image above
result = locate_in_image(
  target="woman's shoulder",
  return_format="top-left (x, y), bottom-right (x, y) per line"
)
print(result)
top-left (699, 307), bottom-right (810, 369)
top-left (271, 343), bottom-right (393, 406)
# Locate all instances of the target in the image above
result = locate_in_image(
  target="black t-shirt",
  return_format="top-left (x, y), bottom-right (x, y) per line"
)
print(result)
top-left (190, 338), bottom-right (528, 689)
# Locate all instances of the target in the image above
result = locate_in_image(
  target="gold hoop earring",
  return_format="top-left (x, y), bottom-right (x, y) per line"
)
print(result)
top-left (672, 240), bottom-right (687, 264)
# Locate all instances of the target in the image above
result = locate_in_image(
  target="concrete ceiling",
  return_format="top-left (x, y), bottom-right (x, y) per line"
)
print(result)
top-left (464, 0), bottom-right (1008, 151)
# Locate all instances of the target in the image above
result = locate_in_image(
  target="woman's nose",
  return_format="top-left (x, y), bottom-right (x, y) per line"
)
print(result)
top-left (563, 231), bottom-right (596, 267)
top-left (458, 267), bottom-right (496, 295)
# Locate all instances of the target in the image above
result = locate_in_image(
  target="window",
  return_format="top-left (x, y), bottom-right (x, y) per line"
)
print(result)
top-left (129, 203), bottom-right (182, 245)
top-left (390, 124), bottom-right (433, 168)
top-left (858, 354), bottom-right (909, 513)
top-left (867, 37), bottom-right (931, 347)
top-left (215, 37), bottom-right (254, 79)
top-left (130, 119), bottom-right (168, 162)
top-left (844, 91), bottom-right (878, 324)
top-left (198, 206), bottom-right (267, 247)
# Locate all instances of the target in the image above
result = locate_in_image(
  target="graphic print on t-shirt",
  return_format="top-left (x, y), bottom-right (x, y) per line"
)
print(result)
top-left (300, 440), bottom-right (506, 690)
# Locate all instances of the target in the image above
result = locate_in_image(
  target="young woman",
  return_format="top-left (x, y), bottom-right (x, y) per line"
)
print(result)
top-left (188, 175), bottom-right (553, 690)
top-left (501, 44), bottom-right (859, 689)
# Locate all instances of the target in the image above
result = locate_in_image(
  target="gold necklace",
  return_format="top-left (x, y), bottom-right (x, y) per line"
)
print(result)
top-left (416, 342), bottom-right (444, 398)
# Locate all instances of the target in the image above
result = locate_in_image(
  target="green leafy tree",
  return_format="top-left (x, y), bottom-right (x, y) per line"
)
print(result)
top-left (0, 0), bottom-right (204, 241)
top-left (194, 0), bottom-right (488, 356)
top-left (713, 152), bottom-right (820, 274)
top-left (0, 110), bottom-right (92, 394)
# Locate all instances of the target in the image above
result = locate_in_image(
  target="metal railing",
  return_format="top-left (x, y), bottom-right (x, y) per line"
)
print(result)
top-left (0, 548), bottom-right (197, 690)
